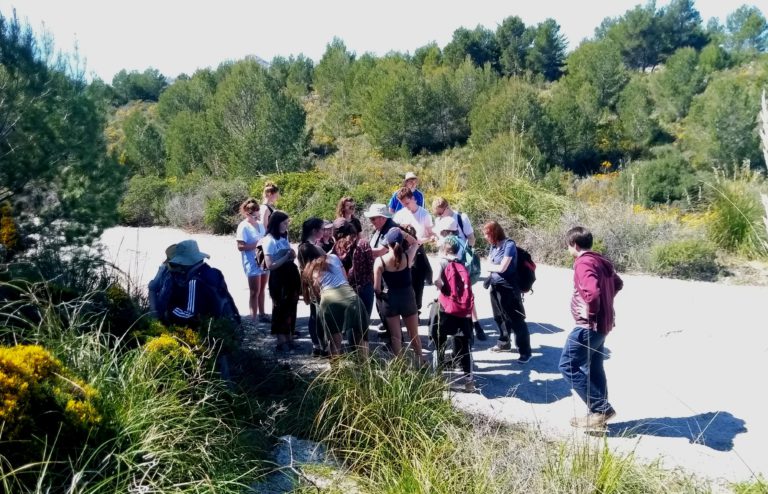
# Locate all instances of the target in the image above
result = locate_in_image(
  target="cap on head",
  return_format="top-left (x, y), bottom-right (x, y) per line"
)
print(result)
top-left (322, 220), bottom-right (333, 230)
top-left (168, 239), bottom-right (210, 266)
top-left (363, 203), bottom-right (392, 218)
top-left (404, 171), bottom-right (418, 180)
top-left (383, 227), bottom-right (403, 246)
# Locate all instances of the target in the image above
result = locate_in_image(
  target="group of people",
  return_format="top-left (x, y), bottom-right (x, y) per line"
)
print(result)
top-left (151, 172), bottom-right (624, 429)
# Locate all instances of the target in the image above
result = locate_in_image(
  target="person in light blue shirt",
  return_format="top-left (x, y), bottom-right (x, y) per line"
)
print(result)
top-left (388, 171), bottom-right (424, 214)
top-left (236, 198), bottom-right (267, 321)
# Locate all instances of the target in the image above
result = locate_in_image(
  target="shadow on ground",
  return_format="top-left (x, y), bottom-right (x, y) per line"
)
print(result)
top-left (474, 343), bottom-right (572, 403)
top-left (605, 411), bottom-right (747, 452)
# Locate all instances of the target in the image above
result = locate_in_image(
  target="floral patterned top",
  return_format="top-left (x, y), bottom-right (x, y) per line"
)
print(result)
top-left (336, 239), bottom-right (374, 291)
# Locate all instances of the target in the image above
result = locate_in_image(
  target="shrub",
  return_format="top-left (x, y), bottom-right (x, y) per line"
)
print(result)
top-left (118, 174), bottom-right (169, 226)
top-left (165, 189), bottom-right (207, 230)
top-left (0, 344), bottom-right (101, 464)
top-left (650, 240), bottom-right (720, 281)
top-left (624, 154), bottom-right (698, 207)
top-left (707, 181), bottom-right (768, 258)
top-left (203, 180), bottom-right (249, 234)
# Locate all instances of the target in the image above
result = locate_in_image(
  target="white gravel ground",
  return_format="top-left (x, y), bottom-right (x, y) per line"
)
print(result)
top-left (99, 226), bottom-right (768, 486)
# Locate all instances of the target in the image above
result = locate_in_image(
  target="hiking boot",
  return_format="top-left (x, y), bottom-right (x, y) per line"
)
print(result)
top-left (464, 378), bottom-right (476, 393)
top-left (570, 410), bottom-right (616, 428)
top-left (516, 354), bottom-right (532, 364)
top-left (473, 322), bottom-right (487, 341)
top-left (490, 342), bottom-right (512, 352)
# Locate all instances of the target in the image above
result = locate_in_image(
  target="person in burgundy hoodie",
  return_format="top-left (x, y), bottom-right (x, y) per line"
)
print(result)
top-left (559, 226), bottom-right (623, 428)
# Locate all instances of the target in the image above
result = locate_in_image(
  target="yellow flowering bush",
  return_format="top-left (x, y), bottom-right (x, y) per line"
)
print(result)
top-left (0, 345), bottom-right (101, 439)
top-left (0, 201), bottom-right (19, 254)
top-left (144, 334), bottom-right (193, 361)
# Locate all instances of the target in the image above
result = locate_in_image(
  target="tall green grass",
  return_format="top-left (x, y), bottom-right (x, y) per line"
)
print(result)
top-left (707, 181), bottom-right (768, 259)
top-left (305, 356), bottom-right (710, 493)
top-left (0, 278), bottom-right (265, 493)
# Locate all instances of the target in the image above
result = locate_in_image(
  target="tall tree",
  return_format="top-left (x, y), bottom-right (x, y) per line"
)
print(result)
top-left (597, 2), bottom-right (662, 70)
top-left (0, 13), bottom-right (123, 254)
top-left (443, 26), bottom-right (500, 70)
top-left (495, 16), bottom-right (530, 76)
top-left (725, 5), bottom-right (768, 56)
top-left (657, 0), bottom-right (708, 55)
top-left (655, 47), bottom-right (704, 121)
top-left (111, 67), bottom-right (168, 104)
top-left (212, 60), bottom-right (307, 175)
top-left (527, 19), bottom-right (567, 81)
top-left (565, 39), bottom-right (629, 110)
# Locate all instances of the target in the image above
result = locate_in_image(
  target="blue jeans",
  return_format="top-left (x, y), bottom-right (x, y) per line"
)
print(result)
top-left (559, 327), bottom-right (613, 414)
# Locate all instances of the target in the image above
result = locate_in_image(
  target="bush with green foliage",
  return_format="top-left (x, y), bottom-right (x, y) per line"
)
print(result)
top-left (118, 174), bottom-right (169, 226)
top-left (650, 239), bottom-right (719, 281)
top-left (707, 181), bottom-right (768, 258)
top-left (625, 153), bottom-right (698, 207)
top-left (202, 180), bottom-right (249, 234)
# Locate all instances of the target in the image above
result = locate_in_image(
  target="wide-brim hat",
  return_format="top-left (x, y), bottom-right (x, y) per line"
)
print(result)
top-left (363, 203), bottom-right (392, 218)
top-left (404, 171), bottom-right (418, 180)
top-left (168, 239), bottom-right (210, 266)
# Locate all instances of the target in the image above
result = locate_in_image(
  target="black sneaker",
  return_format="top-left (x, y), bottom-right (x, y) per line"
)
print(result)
top-left (474, 322), bottom-right (487, 341)
top-left (517, 354), bottom-right (532, 364)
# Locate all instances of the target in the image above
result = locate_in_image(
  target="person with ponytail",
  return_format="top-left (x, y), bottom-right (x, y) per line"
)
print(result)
top-left (263, 210), bottom-right (301, 353)
top-left (298, 217), bottom-right (328, 357)
top-left (372, 227), bottom-right (425, 365)
top-left (235, 198), bottom-right (267, 322)
top-left (303, 253), bottom-right (370, 357)
top-left (258, 181), bottom-right (280, 322)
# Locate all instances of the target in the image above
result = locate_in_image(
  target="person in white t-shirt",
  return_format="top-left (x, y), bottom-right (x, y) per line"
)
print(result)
top-left (432, 196), bottom-right (475, 246)
top-left (258, 181), bottom-right (281, 321)
top-left (236, 198), bottom-right (267, 321)
top-left (393, 187), bottom-right (433, 315)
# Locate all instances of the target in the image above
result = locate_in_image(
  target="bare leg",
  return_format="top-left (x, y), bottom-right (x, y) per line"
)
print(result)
top-left (247, 276), bottom-right (260, 319)
top-left (386, 316), bottom-right (403, 355)
top-left (403, 313), bottom-right (426, 365)
top-left (258, 273), bottom-right (269, 316)
top-left (328, 333), bottom-right (343, 356)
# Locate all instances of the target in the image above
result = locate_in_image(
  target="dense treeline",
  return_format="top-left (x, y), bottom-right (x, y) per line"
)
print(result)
top-left (2, 1), bottom-right (768, 274)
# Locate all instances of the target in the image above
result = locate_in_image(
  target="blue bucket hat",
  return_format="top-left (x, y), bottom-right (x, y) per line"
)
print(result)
top-left (168, 239), bottom-right (210, 266)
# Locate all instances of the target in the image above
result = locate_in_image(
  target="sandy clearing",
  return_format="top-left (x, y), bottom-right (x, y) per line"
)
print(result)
top-left (99, 226), bottom-right (768, 486)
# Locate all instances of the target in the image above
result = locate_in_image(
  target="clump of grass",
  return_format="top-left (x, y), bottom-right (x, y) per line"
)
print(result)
top-left (707, 181), bottom-right (768, 259)
top-left (0, 279), bottom-right (266, 493)
top-left (650, 239), bottom-right (720, 281)
top-left (305, 357), bottom-right (710, 493)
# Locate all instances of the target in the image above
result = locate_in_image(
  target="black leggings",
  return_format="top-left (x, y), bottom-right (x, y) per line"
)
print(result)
top-left (430, 306), bottom-right (473, 374)
top-left (489, 284), bottom-right (531, 357)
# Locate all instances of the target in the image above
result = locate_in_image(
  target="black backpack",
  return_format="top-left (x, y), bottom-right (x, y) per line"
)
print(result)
top-left (515, 246), bottom-right (537, 293)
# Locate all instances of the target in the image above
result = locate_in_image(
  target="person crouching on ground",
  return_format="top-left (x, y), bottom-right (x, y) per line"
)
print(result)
top-left (236, 198), bottom-right (268, 322)
top-left (432, 236), bottom-right (475, 392)
top-left (482, 221), bottom-right (532, 363)
top-left (559, 226), bottom-right (623, 428)
top-left (263, 210), bottom-right (301, 353)
top-left (303, 253), bottom-right (370, 358)
top-left (373, 227), bottom-right (426, 366)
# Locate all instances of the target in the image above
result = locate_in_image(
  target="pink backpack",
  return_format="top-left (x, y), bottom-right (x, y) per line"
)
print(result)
top-left (439, 260), bottom-right (474, 318)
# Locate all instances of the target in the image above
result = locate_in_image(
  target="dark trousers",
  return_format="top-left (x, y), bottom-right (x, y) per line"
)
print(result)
top-left (411, 247), bottom-right (431, 312)
top-left (559, 327), bottom-right (612, 414)
top-left (489, 283), bottom-right (531, 357)
top-left (356, 282), bottom-right (375, 318)
top-left (430, 306), bottom-right (473, 374)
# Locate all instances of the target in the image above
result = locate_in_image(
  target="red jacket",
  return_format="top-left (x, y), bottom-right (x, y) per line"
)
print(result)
top-left (570, 251), bottom-right (623, 334)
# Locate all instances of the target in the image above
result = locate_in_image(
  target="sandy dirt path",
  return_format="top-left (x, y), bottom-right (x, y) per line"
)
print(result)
top-left (99, 226), bottom-right (768, 486)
